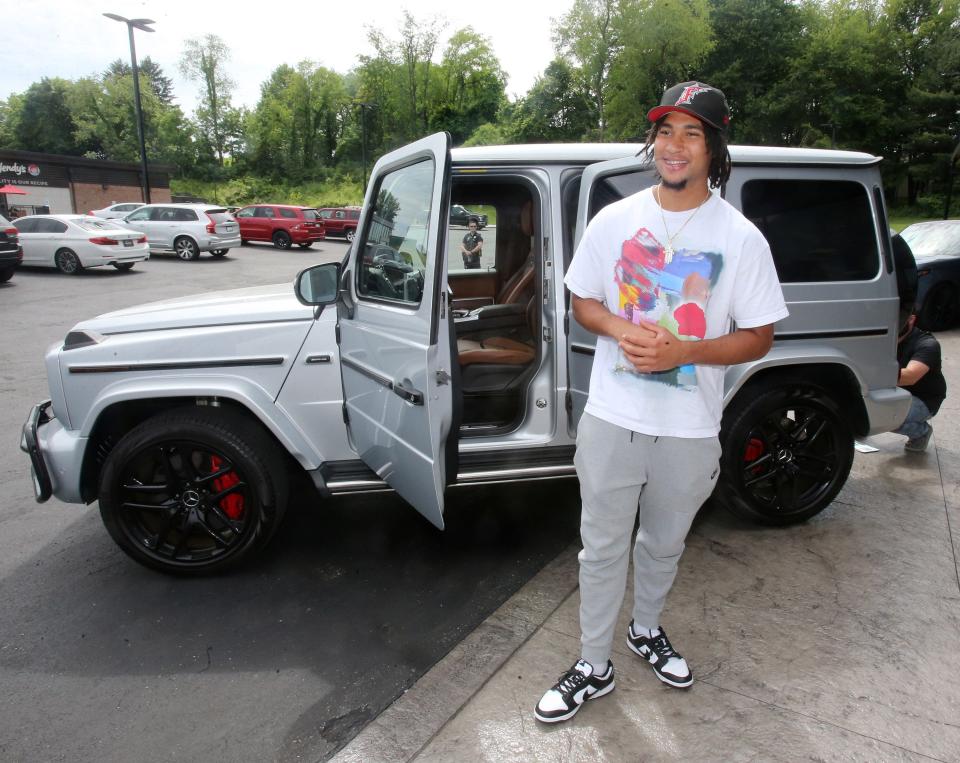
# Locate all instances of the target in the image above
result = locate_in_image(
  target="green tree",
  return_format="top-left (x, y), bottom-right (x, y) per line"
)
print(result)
top-left (12, 78), bottom-right (86, 154)
top-left (247, 62), bottom-right (351, 180)
top-left (507, 59), bottom-right (596, 142)
top-left (104, 57), bottom-right (175, 105)
top-left (698, 0), bottom-right (806, 143)
top-left (553, 0), bottom-right (622, 139)
top-left (431, 28), bottom-right (507, 144)
top-left (604, 0), bottom-right (715, 140)
top-left (180, 34), bottom-right (243, 166)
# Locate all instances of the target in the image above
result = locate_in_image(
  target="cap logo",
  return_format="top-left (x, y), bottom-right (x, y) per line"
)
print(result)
top-left (675, 84), bottom-right (712, 106)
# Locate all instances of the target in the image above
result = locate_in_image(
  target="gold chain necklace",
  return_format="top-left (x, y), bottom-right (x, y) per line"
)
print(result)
top-left (656, 184), bottom-right (711, 262)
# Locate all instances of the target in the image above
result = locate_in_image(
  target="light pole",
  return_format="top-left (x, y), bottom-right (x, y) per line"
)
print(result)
top-left (104, 13), bottom-right (155, 203)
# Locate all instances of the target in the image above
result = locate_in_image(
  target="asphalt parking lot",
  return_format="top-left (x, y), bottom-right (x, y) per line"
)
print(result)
top-left (0, 240), bottom-right (582, 762)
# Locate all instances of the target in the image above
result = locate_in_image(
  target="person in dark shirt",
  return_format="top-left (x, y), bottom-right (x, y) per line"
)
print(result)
top-left (894, 314), bottom-right (947, 452)
top-left (461, 217), bottom-right (483, 269)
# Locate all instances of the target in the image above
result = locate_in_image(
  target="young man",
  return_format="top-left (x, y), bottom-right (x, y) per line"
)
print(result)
top-left (461, 217), bottom-right (483, 269)
top-left (535, 81), bottom-right (789, 724)
top-left (894, 313), bottom-right (946, 452)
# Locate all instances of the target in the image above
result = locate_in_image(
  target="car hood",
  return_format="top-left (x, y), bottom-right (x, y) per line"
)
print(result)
top-left (914, 253), bottom-right (958, 265)
top-left (77, 282), bottom-right (315, 334)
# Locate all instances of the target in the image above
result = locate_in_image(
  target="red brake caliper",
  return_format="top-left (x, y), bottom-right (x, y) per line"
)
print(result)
top-left (210, 455), bottom-right (244, 519)
top-left (744, 437), bottom-right (765, 472)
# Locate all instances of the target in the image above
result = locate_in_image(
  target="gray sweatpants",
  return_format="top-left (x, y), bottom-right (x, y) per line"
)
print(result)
top-left (575, 412), bottom-right (721, 667)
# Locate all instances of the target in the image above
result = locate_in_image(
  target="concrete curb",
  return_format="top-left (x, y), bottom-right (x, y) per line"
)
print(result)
top-left (330, 543), bottom-right (580, 763)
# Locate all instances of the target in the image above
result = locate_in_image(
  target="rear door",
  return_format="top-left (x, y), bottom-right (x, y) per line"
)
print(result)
top-left (566, 155), bottom-right (659, 431)
top-left (337, 132), bottom-right (455, 529)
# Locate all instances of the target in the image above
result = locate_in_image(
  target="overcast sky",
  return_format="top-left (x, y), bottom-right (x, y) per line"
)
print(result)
top-left (1, 0), bottom-right (568, 115)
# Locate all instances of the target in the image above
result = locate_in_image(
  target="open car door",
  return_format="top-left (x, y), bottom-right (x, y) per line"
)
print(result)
top-left (567, 154), bottom-right (659, 431)
top-left (337, 132), bottom-right (456, 529)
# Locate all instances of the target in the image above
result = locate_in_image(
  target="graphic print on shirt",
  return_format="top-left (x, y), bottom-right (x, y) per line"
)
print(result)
top-left (613, 227), bottom-right (723, 389)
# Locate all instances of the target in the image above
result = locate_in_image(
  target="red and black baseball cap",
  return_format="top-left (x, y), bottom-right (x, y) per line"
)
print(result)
top-left (647, 81), bottom-right (730, 131)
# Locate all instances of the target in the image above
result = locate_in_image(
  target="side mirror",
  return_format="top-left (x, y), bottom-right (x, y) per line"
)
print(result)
top-left (295, 262), bottom-right (341, 306)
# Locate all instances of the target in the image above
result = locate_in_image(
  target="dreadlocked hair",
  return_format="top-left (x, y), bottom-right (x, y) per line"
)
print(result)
top-left (643, 115), bottom-right (732, 189)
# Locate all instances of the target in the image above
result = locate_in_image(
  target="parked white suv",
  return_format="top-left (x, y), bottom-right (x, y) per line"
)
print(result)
top-left (88, 202), bottom-right (144, 220)
top-left (22, 135), bottom-right (915, 575)
top-left (120, 203), bottom-right (240, 260)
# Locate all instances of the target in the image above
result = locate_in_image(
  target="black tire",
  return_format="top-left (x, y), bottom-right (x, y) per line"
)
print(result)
top-left (211, 249), bottom-right (229, 258)
top-left (918, 283), bottom-right (958, 332)
top-left (55, 248), bottom-right (83, 274)
top-left (241, 239), bottom-right (248, 246)
top-left (717, 380), bottom-right (854, 526)
top-left (273, 231), bottom-right (292, 249)
top-left (98, 407), bottom-right (289, 575)
top-left (297, 242), bottom-right (312, 249)
top-left (345, 228), bottom-right (355, 243)
top-left (0, 268), bottom-right (14, 282)
top-left (174, 236), bottom-right (200, 260)
top-left (113, 262), bottom-right (135, 271)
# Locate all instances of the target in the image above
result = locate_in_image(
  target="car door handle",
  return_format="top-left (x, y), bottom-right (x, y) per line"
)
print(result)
top-left (392, 380), bottom-right (424, 405)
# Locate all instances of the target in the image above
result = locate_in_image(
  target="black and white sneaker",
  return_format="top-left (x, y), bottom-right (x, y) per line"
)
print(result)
top-left (626, 621), bottom-right (693, 688)
top-left (534, 659), bottom-right (615, 723)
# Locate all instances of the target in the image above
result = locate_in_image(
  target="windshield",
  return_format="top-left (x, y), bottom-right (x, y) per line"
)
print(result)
top-left (205, 209), bottom-right (233, 223)
top-left (901, 223), bottom-right (960, 257)
top-left (303, 209), bottom-right (320, 221)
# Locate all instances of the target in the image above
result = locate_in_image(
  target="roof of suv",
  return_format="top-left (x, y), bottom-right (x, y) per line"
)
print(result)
top-left (138, 203), bottom-right (229, 210)
top-left (245, 204), bottom-right (315, 210)
top-left (450, 143), bottom-right (880, 167)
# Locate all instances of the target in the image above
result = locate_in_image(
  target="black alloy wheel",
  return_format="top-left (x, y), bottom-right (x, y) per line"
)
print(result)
top-left (273, 231), bottom-right (292, 249)
top-left (919, 283), bottom-right (958, 332)
top-left (717, 382), bottom-right (854, 525)
top-left (55, 248), bottom-right (83, 275)
top-left (98, 408), bottom-right (288, 575)
top-left (113, 262), bottom-right (135, 271)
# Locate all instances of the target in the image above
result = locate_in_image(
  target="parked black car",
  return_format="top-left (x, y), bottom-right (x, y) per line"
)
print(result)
top-left (449, 204), bottom-right (487, 229)
top-left (900, 220), bottom-right (960, 331)
top-left (0, 213), bottom-right (23, 283)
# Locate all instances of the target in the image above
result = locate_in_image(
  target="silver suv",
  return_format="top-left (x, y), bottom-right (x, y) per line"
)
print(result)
top-left (120, 203), bottom-right (240, 260)
top-left (22, 135), bottom-right (913, 575)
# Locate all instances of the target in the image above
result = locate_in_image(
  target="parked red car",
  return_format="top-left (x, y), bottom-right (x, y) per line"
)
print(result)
top-left (235, 205), bottom-right (326, 249)
top-left (317, 206), bottom-right (361, 242)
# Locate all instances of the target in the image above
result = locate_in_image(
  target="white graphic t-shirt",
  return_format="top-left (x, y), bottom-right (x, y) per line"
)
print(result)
top-left (564, 187), bottom-right (789, 438)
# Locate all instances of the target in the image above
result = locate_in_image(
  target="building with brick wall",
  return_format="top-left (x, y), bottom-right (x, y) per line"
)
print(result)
top-left (0, 150), bottom-right (174, 217)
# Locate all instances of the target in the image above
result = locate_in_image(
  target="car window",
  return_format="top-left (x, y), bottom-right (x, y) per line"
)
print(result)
top-left (116, 204), bottom-right (139, 212)
top-left (205, 209), bottom-right (233, 224)
top-left (741, 179), bottom-right (880, 282)
top-left (319, 209), bottom-right (332, 219)
top-left (335, 211), bottom-right (345, 219)
top-left (349, 209), bottom-right (360, 219)
top-left (12, 218), bottom-right (37, 233)
top-left (279, 208), bottom-right (297, 219)
top-left (357, 159), bottom-right (433, 305)
top-left (235, 207), bottom-right (254, 218)
top-left (35, 218), bottom-right (69, 233)
top-left (254, 207), bottom-right (275, 219)
top-left (76, 218), bottom-right (117, 232)
top-left (302, 209), bottom-right (320, 221)
top-left (174, 209), bottom-right (198, 222)
top-left (126, 207), bottom-right (153, 222)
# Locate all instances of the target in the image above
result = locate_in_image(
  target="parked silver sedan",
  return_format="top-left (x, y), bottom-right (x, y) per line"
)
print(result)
top-left (12, 214), bottom-right (149, 274)
top-left (88, 201), bottom-right (145, 219)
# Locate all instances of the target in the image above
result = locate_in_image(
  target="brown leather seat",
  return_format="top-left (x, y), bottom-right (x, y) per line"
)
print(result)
top-left (495, 254), bottom-right (534, 304)
top-left (457, 296), bottom-right (536, 368)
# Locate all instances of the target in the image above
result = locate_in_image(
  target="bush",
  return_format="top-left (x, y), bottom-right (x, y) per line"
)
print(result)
top-left (170, 174), bottom-right (364, 208)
